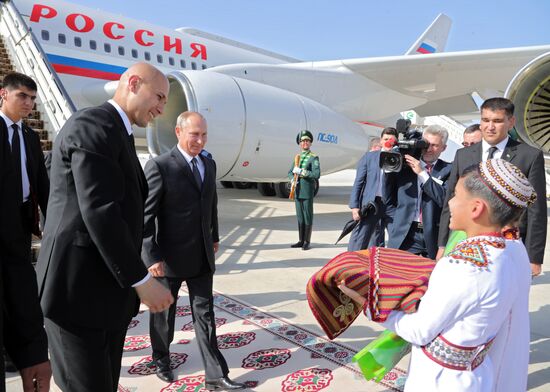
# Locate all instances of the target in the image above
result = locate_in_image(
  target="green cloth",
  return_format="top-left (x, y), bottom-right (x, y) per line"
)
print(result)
top-left (444, 230), bottom-right (467, 256)
top-left (353, 329), bottom-right (411, 383)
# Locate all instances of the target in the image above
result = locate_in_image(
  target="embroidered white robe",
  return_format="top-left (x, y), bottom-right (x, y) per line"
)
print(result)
top-left (382, 235), bottom-right (530, 392)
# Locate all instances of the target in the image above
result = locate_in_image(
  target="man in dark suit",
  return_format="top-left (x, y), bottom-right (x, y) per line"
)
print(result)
top-left (347, 127), bottom-right (398, 251)
top-left (36, 63), bottom-right (173, 392)
top-left (0, 72), bottom-right (51, 391)
top-left (438, 97), bottom-right (547, 275)
top-left (142, 112), bottom-right (244, 390)
top-left (386, 125), bottom-right (451, 259)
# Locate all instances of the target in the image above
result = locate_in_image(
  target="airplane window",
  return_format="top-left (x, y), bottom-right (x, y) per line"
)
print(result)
top-left (104, 43), bottom-right (111, 53)
top-left (169, 57), bottom-right (175, 66)
top-left (41, 30), bottom-right (49, 41)
top-left (180, 59), bottom-right (186, 68)
top-left (157, 55), bottom-right (163, 64)
top-left (144, 52), bottom-right (151, 61)
top-left (58, 34), bottom-right (66, 44)
top-left (202, 64), bottom-right (207, 70)
top-left (131, 49), bottom-right (138, 59)
top-left (90, 40), bottom-right (97, 50)
top-left (74, 37), bottom-right (82, 47)
top-left (118, 46), bottom-right (125, 56)
top-left (191, 62), bottom-right (197, 70)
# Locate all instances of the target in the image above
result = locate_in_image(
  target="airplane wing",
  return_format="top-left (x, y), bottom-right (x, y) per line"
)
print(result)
top-left (343, 45), bottom-right (550, 109)
top-left (212, 45), bottom-right (550, 120)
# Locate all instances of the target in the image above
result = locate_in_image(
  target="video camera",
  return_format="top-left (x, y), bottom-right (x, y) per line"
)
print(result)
top-left (379, 119), bottom-right (429, 172)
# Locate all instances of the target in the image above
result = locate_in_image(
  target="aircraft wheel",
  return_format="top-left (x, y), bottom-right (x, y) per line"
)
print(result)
top-left (257, 182), bottom-right (276, 196)
top-left (232, 181), bottom-right (251, 189)
top-left (220, 181), bottom-right (234, 188)
top-left (275, 182), bottom-right (291, 198)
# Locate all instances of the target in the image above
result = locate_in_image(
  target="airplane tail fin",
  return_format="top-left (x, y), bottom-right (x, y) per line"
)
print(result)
top-left (405, 13), bottom-right (452, 55)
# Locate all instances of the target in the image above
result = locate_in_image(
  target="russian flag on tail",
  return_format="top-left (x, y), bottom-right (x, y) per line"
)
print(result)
top-left (416, 42), bottom-right (436, 54)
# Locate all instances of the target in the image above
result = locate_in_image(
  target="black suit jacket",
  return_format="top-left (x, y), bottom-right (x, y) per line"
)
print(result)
top-left (0, 118), bottom-right (49, 239)
top-left (0, 118), bottom-right (49, 369)
top-left (36, 102), bottom-right (149, 330)
top-left (386, 159), bottom-right (452, 259)
top-left (438, 139), bottom-right (547, 263)
top-left (142, 147), bottom-right (219, 278)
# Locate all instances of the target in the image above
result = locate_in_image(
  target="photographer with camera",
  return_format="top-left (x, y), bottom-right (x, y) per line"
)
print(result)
top-left (385, 124), bottom-right (451, 259)
top-left (347, 127), bottom-right (398, 251)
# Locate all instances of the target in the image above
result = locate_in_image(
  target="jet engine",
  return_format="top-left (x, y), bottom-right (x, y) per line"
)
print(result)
top-left (146, 70), bottom-right (369, 181)
top-left (505, 52), bottom-right (550, 153)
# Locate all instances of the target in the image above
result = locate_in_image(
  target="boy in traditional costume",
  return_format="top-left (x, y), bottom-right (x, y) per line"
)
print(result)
top-left (340, 159), bottom-right (536, 391)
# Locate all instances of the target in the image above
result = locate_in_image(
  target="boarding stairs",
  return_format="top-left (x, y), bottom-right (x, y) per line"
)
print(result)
top-left (0, 0), bottom-right (75, 144)
top-left (1, 0), bottom-right (77, 267)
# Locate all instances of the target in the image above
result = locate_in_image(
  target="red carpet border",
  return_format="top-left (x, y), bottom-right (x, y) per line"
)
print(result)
top-left (118, 287), bottom-right (407, 391)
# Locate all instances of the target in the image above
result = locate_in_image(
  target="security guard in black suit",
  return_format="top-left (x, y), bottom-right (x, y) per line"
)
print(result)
top-left (288, 130), bottom-right (320, 250)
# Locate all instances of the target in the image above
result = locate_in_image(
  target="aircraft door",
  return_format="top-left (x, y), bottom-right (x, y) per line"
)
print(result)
top-left (148, 71), bottom-right (246, 178)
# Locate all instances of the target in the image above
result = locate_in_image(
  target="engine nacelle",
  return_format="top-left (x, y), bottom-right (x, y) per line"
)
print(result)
top-left (147, 70), bottom-right (370, 181)
top-left (505, 52), bottom-right (550, 153)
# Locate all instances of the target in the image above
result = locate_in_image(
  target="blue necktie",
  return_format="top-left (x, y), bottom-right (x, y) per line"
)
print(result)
top-left (191, 157), bottom-right (202, 189)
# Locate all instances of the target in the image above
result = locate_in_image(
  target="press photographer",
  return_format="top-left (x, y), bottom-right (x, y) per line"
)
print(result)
top-left (379, 119), bottom-right (429, 172)
top-left (385, 124), bottom-right (451, 259)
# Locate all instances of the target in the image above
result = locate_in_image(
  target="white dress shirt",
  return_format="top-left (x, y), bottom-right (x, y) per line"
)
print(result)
top-left (481, 137), bottom-right (508, 162)
top-left (177, 145), bottom-right (205, 181)
top-left (108, 99), bottom-right (133, 136)
top-left (1, 111), bottom-right (30, 202)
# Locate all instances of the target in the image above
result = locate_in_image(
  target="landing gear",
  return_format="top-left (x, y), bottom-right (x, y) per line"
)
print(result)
top-left (257, 182), bottom-right (276, 196)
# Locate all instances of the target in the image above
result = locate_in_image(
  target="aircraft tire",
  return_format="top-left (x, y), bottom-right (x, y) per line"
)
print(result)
top-left (274, 182), bottom-right (291, 198)
top-left (220, 181), bottom-right (234, 189)
top-left (257, 182), bottom-right (276, 196)
top-left (232, 181), bottom-right (251, 189)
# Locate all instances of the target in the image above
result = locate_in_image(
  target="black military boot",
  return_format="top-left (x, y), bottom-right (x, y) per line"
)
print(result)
top-left (302, 225), bottom-right (312, 250)
top-left (291, 224), bottom-right (305, 248)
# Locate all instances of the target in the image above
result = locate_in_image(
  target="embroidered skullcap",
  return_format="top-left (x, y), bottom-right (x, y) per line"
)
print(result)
top-left (479, 159), bottom-right (537, 208)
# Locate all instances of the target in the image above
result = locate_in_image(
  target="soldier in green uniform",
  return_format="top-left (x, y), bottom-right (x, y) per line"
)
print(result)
top-left (288, 130), bottom-right (321, 250)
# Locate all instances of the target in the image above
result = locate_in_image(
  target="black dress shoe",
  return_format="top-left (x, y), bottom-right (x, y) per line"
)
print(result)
top-left (290, 241), bottom-right (304, 248)
top-left (155, 365), bottom-right (175, 383)
top-left (205, 376), bottom-right (245, 390)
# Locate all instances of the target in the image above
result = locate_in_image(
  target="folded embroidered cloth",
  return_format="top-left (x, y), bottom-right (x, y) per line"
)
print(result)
top-left (306, 247), bottom-right (436, 340)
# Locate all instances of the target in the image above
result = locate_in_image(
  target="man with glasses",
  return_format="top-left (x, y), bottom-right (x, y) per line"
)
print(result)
top-left (462, 123), bottom-right (482, 147)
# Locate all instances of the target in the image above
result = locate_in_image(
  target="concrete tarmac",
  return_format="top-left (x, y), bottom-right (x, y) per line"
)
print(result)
top-left (212, 170), bottom-right (550, 391)
top-left (5, 170), bottom-right (549, 391)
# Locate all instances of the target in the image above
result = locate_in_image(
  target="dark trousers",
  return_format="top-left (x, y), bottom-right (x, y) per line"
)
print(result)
top-left (348, 198), bottom-right (392, 251)
top-left (45, 318), bottom-right (127, 392)
top-left (150, 273), bottom-right (228, 381)
top-left (1, 215), bottom-right (48, 370)
top-left (295, 198), bottom-right (313, 225)
top-left (400, 223), bottom-right (428, 257)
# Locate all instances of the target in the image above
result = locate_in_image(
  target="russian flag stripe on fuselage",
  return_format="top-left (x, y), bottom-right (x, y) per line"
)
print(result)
top-left (416, 42), bottom-right (436, 54)
top-left (47, 54), bottom-right (127, 80)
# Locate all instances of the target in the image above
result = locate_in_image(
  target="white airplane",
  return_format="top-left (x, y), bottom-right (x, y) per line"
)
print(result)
top-left (4, 0), bottom-right (550, 196)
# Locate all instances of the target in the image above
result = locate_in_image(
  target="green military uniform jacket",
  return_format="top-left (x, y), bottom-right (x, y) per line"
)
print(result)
top-left (288, 150), bottom-right (321, 199)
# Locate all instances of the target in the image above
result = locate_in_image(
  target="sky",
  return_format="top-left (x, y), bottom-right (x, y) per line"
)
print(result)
top-left (65, 0), bottom-right (550, 61)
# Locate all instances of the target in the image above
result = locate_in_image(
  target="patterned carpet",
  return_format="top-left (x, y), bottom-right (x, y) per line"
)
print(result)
top-left (118, 287), bottom-right (407, 392)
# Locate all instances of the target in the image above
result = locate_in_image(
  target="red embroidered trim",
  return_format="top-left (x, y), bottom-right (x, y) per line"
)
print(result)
top-left (448, 237), bottom-right (505, 268)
